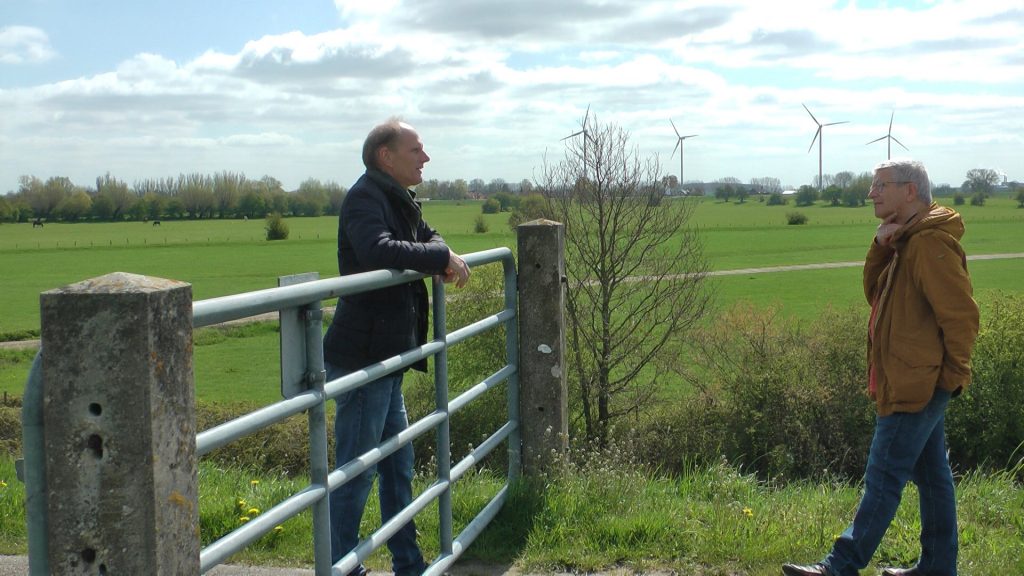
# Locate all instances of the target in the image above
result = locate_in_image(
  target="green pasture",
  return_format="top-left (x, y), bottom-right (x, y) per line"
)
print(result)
top-left (1, 197), bottom-right (1022, 336)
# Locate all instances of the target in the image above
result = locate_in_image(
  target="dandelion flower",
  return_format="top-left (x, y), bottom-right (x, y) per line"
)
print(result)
top-left (239, 516), bottom-right (250, 523)
top-left (248, 508), bottom-right (260, 515)
top-left (237, 499), bottom-right (247, 508)
top-left (250, 480), bottom-right (260, 486)
top-left (742, 507), bottom-right (753, 517)
top-left (0, 480), bottom-right (7, 488)
top-left (274, 526), bottom-right (284, 533)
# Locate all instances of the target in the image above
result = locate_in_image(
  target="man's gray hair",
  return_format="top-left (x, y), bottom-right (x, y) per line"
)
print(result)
top-left (875, 158), bottom-right (931, 204)
top-left (361, 117), bottom-right (406, 171)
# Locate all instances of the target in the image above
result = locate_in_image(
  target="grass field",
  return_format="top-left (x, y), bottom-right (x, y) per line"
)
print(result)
top-left (2, 197), bottom-right (1022, 337)
top-left (1, 196), bottom-right (1022, 401)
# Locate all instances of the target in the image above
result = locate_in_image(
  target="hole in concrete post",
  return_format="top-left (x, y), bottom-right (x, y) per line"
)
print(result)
top-left (99, 564), bottom-right (108, 575)
top-left (88, 403), bottom-right (102, 416)
top-left (535, 262), bottom-right (542, 269)
top-left (81, 548), bottom-right (96, 563)
top-left (87, 434), bottom-right (104, 459)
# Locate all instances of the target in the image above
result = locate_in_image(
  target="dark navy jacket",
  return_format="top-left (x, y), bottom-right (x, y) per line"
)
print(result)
top-left (322, 169), bottom-right (450, 372)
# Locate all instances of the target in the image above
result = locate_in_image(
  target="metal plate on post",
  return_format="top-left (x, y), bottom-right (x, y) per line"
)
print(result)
top-left (278, 272), bottom-right (319, 399)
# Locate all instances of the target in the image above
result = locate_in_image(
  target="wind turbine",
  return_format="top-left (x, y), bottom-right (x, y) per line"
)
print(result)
top-left (866, 110), bottom-right (908, 159)
top-left (669, 118), bottom-right (698, 191)
top-left (562, 104), bottom-right (592, 172)
top-left (803, 103), bottom-right (849, 192)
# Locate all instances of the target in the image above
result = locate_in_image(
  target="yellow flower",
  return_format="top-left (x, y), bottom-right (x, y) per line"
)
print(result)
top-left (742, 507), bottom-right (753, 517)
top-left (237, 499), bottom-right (247, 508)
top-left (248, 508), bottom-right (260, 515)
top-left (239, 516), bottom-right (250, 523)
top-left (250, 479), bottom-right (260, 486)
top-left (0, 480), bottom-right (7, 488)
top-left (274, 526), bottom-right (284, 533)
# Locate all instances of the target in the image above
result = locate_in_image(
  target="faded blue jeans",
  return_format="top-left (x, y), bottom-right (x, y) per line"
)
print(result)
top-left (823, 388), bottom-right (957, 576)
top-left (327, 361), bottom-right (427, 576)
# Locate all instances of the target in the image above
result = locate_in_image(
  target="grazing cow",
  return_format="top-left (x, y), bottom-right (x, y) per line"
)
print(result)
top-left (152, 220), bottom-right (161, 226)
top-left (32, 219), bottom-right (43, 228)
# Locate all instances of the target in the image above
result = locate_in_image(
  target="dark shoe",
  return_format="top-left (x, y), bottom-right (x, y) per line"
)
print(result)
top-left (881, 568), bottom-right (922, 576)
top-left (782, 564), bottom-right (834, 576)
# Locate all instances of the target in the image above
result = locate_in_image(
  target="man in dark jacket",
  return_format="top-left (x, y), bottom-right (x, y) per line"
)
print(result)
top-left (783, 159), bottom-right (979, 576)
top-left (323, 118), bottom-right (469, 576)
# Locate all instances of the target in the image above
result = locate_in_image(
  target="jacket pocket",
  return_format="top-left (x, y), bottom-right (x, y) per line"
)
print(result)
top-left (885, 334), bottom-right (942, 408)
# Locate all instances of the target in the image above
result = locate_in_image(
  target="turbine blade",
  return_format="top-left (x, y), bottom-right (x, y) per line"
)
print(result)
top-left (807, 128), bottom-right (821, 153)
top-left (802, 103), bottom-right (820, 125)
top-left (672, 139), bottom-right (681, 158)
top-left (891, 136), bottom-right (909, 151)
top-left (683, 134), bottom-right (699, 139)
top-left (582, 104), bottom-right (591, 128)
top-left (823, 120), bottom-right (849, 126)
top-left (561, 130), bottom-right (584, 141)
top-left (888, 110), bottom-right (895, 133)
top-left (670, 118), bottom-right (681, 138)
top-left (866, 135), bottom-right (887, 145)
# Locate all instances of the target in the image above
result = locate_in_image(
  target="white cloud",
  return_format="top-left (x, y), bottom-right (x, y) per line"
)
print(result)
top-left (1, 1), bottom-right (1022, 193)
top-left (0, 25), bottom-right (56, 64)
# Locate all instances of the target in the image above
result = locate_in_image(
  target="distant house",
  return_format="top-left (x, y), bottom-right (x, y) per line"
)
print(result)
top-left (781, 189), bottom-right (798, 196)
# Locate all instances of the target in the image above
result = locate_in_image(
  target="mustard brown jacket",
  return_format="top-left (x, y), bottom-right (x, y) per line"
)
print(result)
top-left (863, 203), bottom-right (979, 416)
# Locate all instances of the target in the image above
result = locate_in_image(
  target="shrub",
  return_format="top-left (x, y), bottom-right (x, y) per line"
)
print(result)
top-left (786, 211), bottom-right (808, 225)
top-left (264, 212), bottom-right (289, 240)
top-left (632, 305), bottom-right (875, 481)
top-left (946, 292), bottom-right (1024, 473)
top-left (474, 214), bottom-right (489, 233)
top-left (767, 193), bottom-right (785, 206)
top-left (481, 198), bottom-right (501, 214)
top-left (953, 192), bottom-right (965, 205)
top-left (970, 192), bottom-right (986, 206)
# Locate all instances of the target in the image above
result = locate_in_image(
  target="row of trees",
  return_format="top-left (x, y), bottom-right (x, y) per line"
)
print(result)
top-left (3, 164), bottom-right (1018, 225)
top-left (0, 173), bottom-right (347, 223)
top-left (0, 172), bottom-right (538, 223)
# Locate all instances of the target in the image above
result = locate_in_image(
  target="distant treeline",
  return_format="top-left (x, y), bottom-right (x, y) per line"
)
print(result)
top-left (0, 172), bottom-right (539, 224)
top-left (1, 167), bottom-right (1017, 224)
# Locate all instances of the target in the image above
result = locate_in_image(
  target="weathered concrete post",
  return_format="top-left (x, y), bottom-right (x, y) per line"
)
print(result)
top-left (516, 219), bottom-right (568, 475)
top-left (40, 272), bottom-right (199, 575)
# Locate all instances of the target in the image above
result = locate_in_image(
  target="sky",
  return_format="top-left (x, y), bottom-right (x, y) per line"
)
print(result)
top-left (1, 0), bottom-right (1022, 194)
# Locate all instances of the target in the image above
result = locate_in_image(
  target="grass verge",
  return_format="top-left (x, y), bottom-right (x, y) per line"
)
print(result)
top-left (1, 454), bottom-right (1020, 574)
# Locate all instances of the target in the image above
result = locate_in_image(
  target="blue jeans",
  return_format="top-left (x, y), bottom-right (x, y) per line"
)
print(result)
top-left (823, 388), bottom-right (957, 576)
top-left (327, 361), bottom-right (426, 576)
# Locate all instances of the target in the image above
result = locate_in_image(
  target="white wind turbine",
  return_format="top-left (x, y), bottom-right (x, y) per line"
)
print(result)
top-left (866, 110), bottom-right (909, 160)
top-left (670, 118), bottom-right (698, 191)
top-left (803, 103), bottom-right (849, 192)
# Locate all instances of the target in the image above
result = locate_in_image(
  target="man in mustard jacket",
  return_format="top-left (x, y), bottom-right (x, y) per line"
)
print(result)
top-left (784, 159), bottom-right (980, 576)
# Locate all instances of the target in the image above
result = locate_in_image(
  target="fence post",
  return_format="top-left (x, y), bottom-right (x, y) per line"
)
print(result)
top-left (516, 219), bottom-right (568, 475)
top-left (40, 272), bottom-right (199, 575)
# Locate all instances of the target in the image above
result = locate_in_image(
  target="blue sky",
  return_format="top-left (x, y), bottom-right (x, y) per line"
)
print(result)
top-left (1, 0), bottom-right (1022, 193)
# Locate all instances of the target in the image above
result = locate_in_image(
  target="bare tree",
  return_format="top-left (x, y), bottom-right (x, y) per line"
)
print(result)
top-left (541, 116), bottom-right (712, 444)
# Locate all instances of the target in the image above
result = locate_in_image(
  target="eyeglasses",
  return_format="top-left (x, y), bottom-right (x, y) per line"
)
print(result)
top-left (870, 181), bottom-right (909, 192)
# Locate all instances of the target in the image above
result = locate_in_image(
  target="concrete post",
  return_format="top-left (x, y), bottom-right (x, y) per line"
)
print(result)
top-left (516, 219), bottom-right (568, 475)
top-left (40, 272), bottom-right (199, 575)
